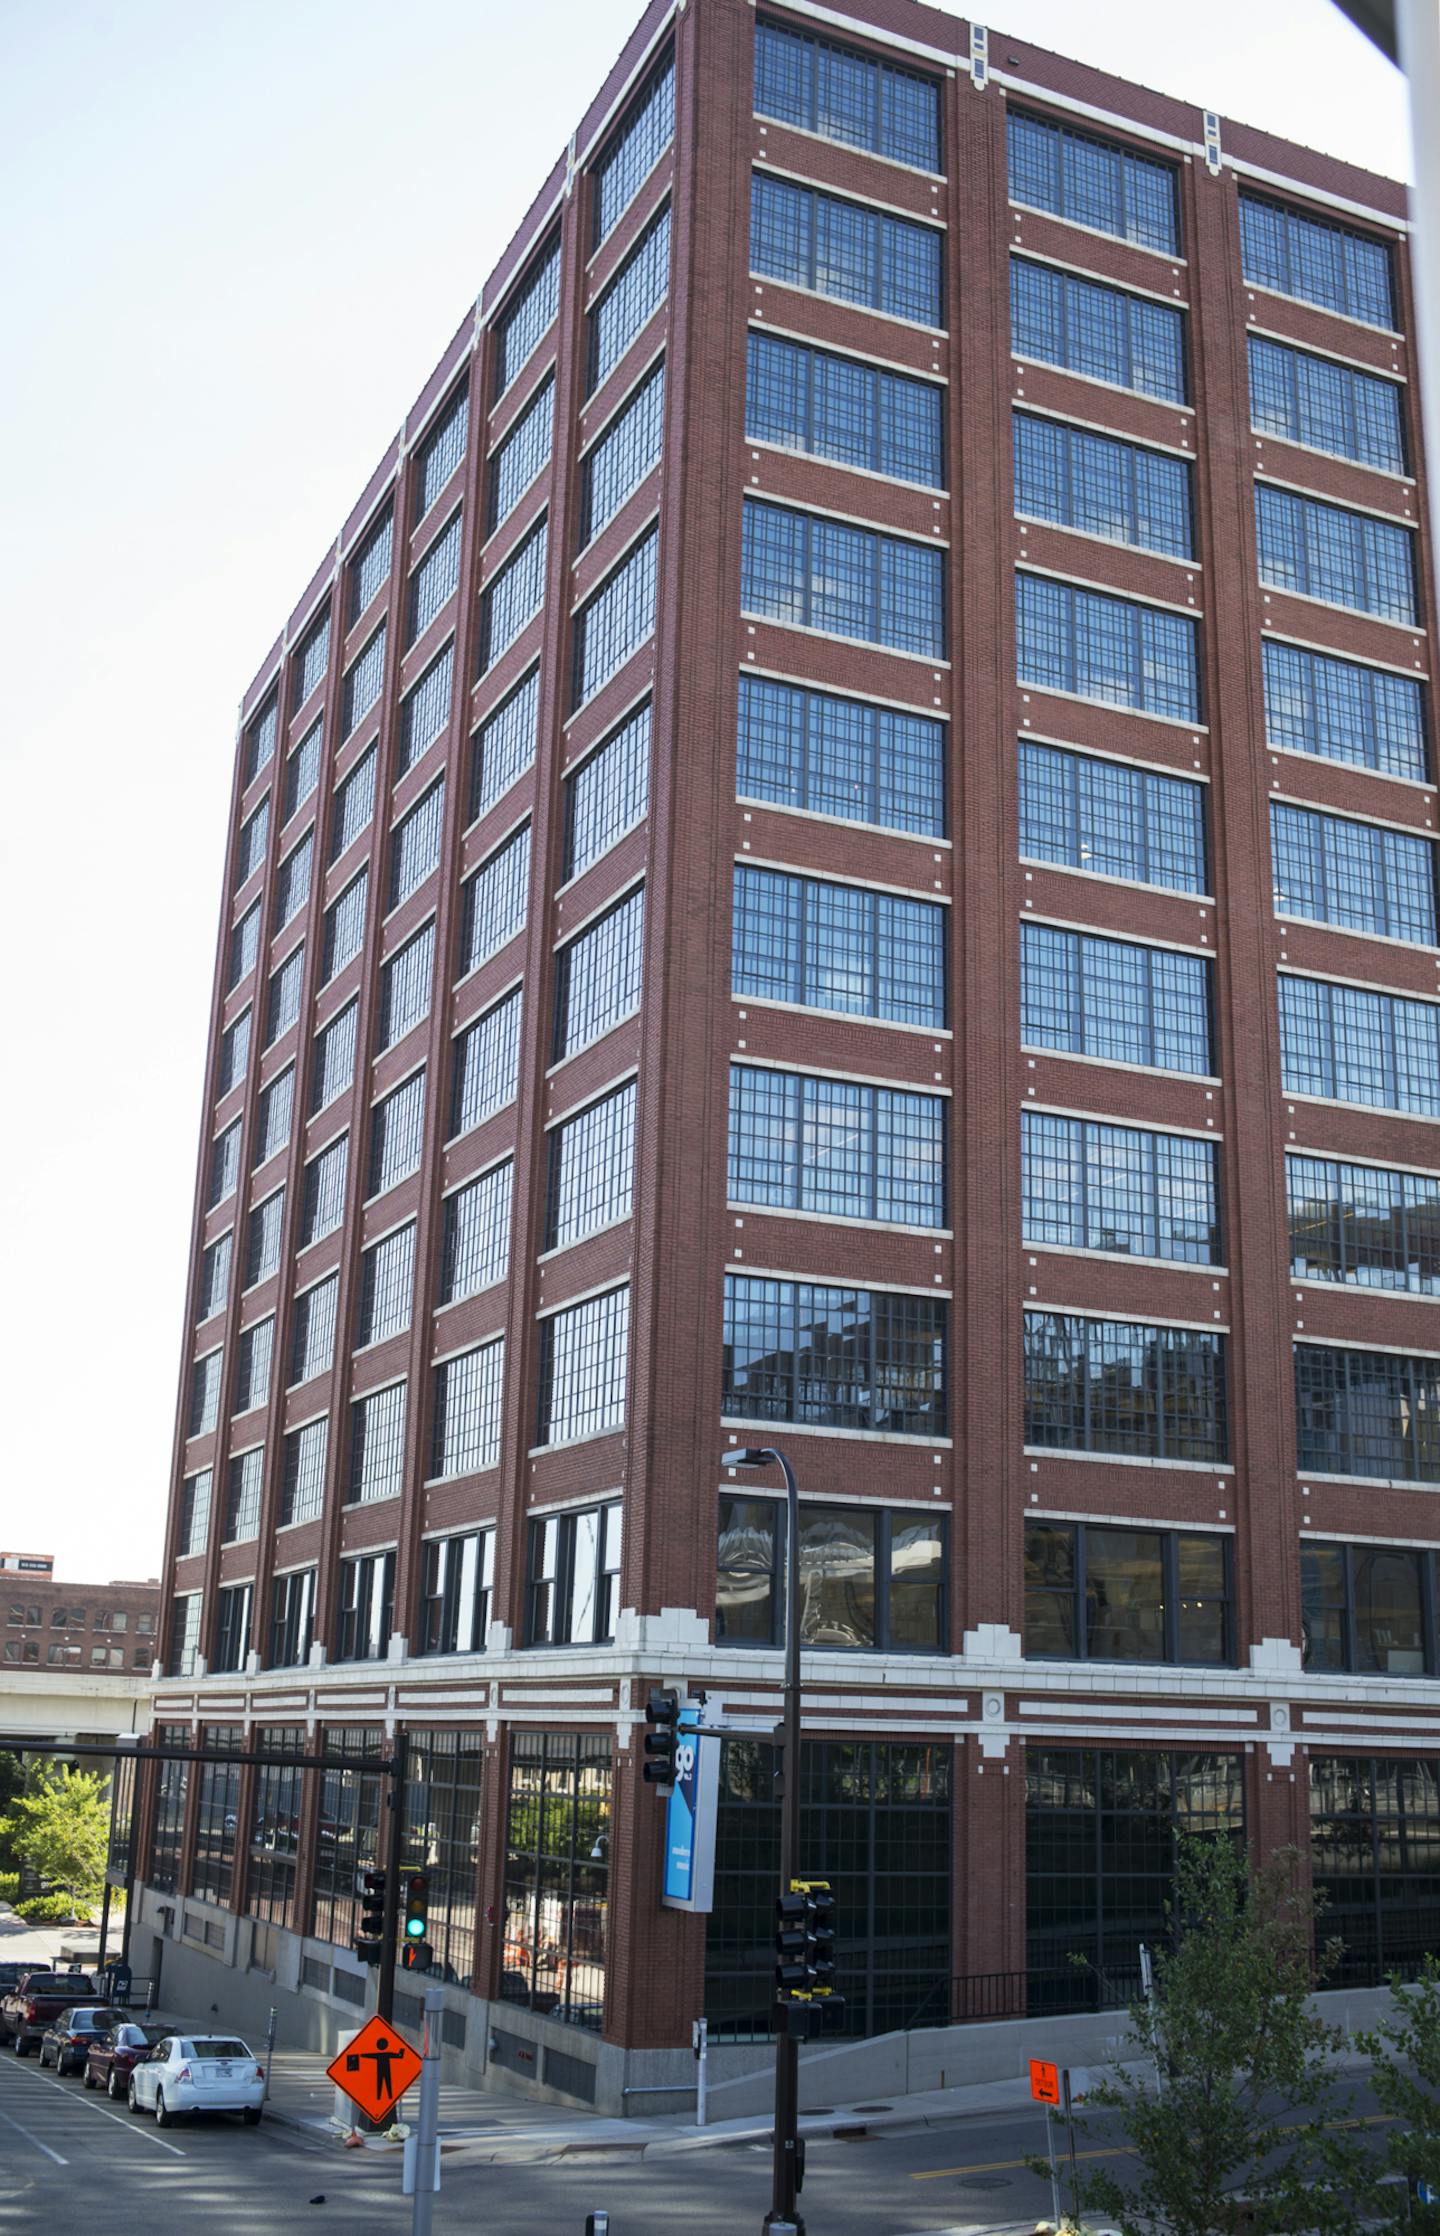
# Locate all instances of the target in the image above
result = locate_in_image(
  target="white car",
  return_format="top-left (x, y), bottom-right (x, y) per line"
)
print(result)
top-left (128, 2033), bottom-right (265, 2127)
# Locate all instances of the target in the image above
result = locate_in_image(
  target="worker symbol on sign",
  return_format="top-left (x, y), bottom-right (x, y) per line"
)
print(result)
top-left (326, 2012), bottom-right (423, 2123)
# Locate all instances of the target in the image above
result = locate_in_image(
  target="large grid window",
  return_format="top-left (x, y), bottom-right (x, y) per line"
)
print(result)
top-left (233, 1316), bottom-right (274, 1414)
top-left (334, 1553), bottom-right (395, 1661)
top-left (310, 1726), bottom-right (385, 1948)
top-left (342, 626), bottom-right (386, 738)
top-left (751, 173), bottom-right (942, 328)
top-left (527, 1502), bottom-right (622, 1645)
top-left (582, 362), bottom-right (665, 544)
top-left (1303, 1544), bottom-right (1439, 1677)
top-left (149, 1723), bottom-right (190, 1884)
top-left (1262, 640), bottom-right (1427, 781)
top-left (723, 1273), bottom-right (945, 1436)
top-left (236, 799), bottom-right (269, 886)
top-left (217, 1009), bottom-right (251, 1097)
top-left (755, 19), bottom-right (941, 172)
top-left (502, 1733), bottom-right (610, 2030)
top-left (349, 504), bottom-right (393, 623)
top-left (553, 888), bottom-right (645, 1058)
top-left (490, 375), bottom-right (554, 532)
top-left (742, 498), bottom-right (944, 657)
top-left (1027, 1751), bottom-right (1244, 2012)
top-left (1024, 1311), bottom-right (1228, 1462)
top-left (229, 902), bottom-right (261, 990)
top-left (1025, 1520), bottom-right (1233, 1665)
top-left (432, 1338), bottom-right (505, 1477)
top-left (494, 238), bottom-right (560, 398)
top-left (189, 1349), bottom-right (222, 1437)
top-left (403, 1730), bottom-right (483, 1987)
top-left (1013, 412), bottom-right (1192, 559)
top-left (244, 699), bottom-right (277, 785)
top-left (1016, 572), bottom-right (1199, 721)
top-left (594, 55), bottom-right (674, 243)
top-left (728, 1063), bottom-right (944, 1228)
top-left (716, 1498), bottom-right (946, 1651)
top-left (1295, 1342), bottom-right (1440, 1483)
top-left (706, 1739), bottom-right (950, 2040)
top-left (408, 510), bottom-right (462, 647)
top-left (737, 673), bottom-right (944, 838)
top-left (1248, 334), bottom-right (1404, 474)
top-left (285, 721), bottom-right (323, 820)
top-left (400, 642), bottom-right (453, 776)
top-left (461, 826), bottom-right (530, 974)
top-left (565, 705), bottom-right (650, 877)
top-left (247, 1725), bottom-right (305, 1927)
top-left (441, 1159), bottom-right (513, 1301)
top-left (1007, 109), bottom-right (1179, 253)
top-left (300, 1132), bottom-right (348, 1245)
top-left (536, 1286), bottom-right (630, 1444)
top-left (415, 389), bottom-right (468, 520)
top-left (573, 531), bottom-right (658, 707)
top-left (165, 1603), bottom-right (200, 1688)
top-left (289, 1278), bottom-right (338, 1389)
top-left (293, 613), bottom-right (330, 710)
top-left (269, 1569), bottom-right (316, 1668)
top-left (280, 1417), bottom-right (328, 1524)
top-left (254, 1065), bottom-right (294, 1167)
top-left (379, 921), bottom-right (434, 1050)
top-left (451, 988), bottom-right (522, 1135)
top-left (245, 1187), bottom-right (286, 1286)
top-left (419, 1537), bottom-right (494, 1658)
top-left (332, 743), bottom-right (377, 861)
top-left (589, 206), bottom-right (671, 393)
top-left (1024, 916), bottom-right (1216, 1073)
top-left (369, 1070), bottom-right (426, 1197)
top-left (1255, 484), bottom-right (1415, 624)
top-left (197, 1231), bottom-right (232, 1322)
top-left (212, 1586), bottom-right (252, 1675)
top-left (479, 518), bottom-right (547, 672)
top-left (1020, 739), bottom-right (1207, 890)
top-left (748, 332), bottom-right (942, 488)
top-left (1272, 799), bottom-right (1436, 943)
top-left (177, 1471), bottom-right (210, 1559)
top-left (1287, 1151), bottom-right (1440, 1296)
top-left (389, 780), bottom-right (445, 908)
top-left (224, 1447), bottom-right (264, 1543)
top-left (209, 1120), bottom-right (242, 1208)
top-left (1022, 1108), bottom-right (1220, 1263)
top-left (322, 869), bottom-right (368, 982)
top-left (356, 1222), bottom-right (415, 1348)
top-left (1011, 257), bottom-right (1186, 403)
top-left (471, 669), bottom-right (539, 822)
top-left (733, 863), bottom-right (945, 1029)
top-left (545, 1082), bottom-right (637, 1251)
top-left (266, 943), bottom-right (305, 1044)
top-left (348, 1382), bottom-right (407, 1504)
top-left (1278, 971), bottom-right (1440, 1115)
top-left (1240, 194), bottom-right (1395, 328)
top-left (311, 1000), bottom-right (358, 1113)
top-left (1311, 1757), bottom-right (1440, 1985)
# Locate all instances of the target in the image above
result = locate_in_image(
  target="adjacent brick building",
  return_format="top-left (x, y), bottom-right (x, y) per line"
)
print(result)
top-left (135, 0), bottom-right (1439, 2106)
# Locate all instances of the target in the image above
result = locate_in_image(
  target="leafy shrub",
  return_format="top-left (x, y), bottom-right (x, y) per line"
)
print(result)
top-left (15, 1893), bottom-right (79, 1924)
top-left (0, 1872), bottom-right (19, 1903)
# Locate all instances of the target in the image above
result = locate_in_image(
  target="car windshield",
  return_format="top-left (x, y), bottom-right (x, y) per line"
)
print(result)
top-left (188, 2039), bottom-right (250, 2059)
top-left (49, 1977), bottom-right (93, 1992)
top-left (77, 2010), bottom-right (122, 2028)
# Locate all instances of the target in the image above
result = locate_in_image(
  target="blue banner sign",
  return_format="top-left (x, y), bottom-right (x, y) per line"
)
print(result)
top-left (661, 1704), bottom-right (717, 1912)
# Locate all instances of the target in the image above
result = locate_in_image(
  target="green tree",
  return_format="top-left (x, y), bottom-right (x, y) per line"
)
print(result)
top-left (0, 1766), bottom-right (110, 1913)
top-left (1046, 1836), bottom-right (1357, 2236)
top-left (0, 1753), bottom-right (25, 1871)
top-left (1356, 1955), bottom-right (1440, 2226)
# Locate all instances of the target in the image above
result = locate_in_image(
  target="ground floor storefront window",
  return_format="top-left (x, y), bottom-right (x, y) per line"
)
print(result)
top-left (1310, 1754), bottom-right (1440, 1981)
top-left (405, 1729), bottom-right (483, 1986)
top-left (501, 1732), bottom-right (610, 2030)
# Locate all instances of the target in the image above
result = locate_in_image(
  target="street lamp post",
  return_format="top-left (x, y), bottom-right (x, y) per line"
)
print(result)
top-left (722, 1444), bottom-right (805, 2236)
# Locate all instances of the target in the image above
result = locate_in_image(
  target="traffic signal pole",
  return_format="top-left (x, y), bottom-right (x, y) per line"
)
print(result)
top-left (378, 1729), bottom-right (410, 2028)
top-left (769, 1444), bottom-right (804, 2236)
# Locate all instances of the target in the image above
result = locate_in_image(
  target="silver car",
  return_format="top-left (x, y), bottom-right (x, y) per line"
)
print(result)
top-left (128, 2033), bottom-right (265, 2126)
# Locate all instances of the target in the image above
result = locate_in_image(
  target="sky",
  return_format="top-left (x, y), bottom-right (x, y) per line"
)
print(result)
top-left (0, 0), bottom-right (1410, 1588)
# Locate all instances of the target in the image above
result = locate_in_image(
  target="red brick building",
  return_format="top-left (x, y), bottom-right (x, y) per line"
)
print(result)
top-left (137, 0), bottom-right (1440, 2107)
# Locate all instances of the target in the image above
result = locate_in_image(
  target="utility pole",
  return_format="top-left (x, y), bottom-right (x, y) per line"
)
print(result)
top-left (378, 1729), bottom-right (410, 2028)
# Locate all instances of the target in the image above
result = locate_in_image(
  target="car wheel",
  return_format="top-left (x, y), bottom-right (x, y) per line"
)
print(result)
top-left (154, 2090), bottom-right (172, 2128)
top-left (107, 2070), bottom-right (122, 2099)
top-left (243, 2106), bottom-right (262, 2126)
top-left (82, 2065), bottom-right (96, 2089)
top-left (128, 2078), bottom-right (144, 2115)
top-left (38, 2047), bottom-right (50, 2068)
top-left (16, 2039), bottom-right (31, 2057)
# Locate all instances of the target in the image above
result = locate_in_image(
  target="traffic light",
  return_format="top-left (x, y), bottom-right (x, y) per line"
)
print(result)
top-left (642, 1688), bottom-right (679, 1792)
top-left (773, 1880), bottom-right (844, 2020)
top-left (804, 1881), bottom-right (837, 1992)
top-left (401, 1939), bottom-right (433, 1973)
top-left (355, 1868), bottom-right (387, 1965)
top-left (401, 1873), bottom-right (430, 1971)
top-left (774, 1891), bottom-right (810, 1993)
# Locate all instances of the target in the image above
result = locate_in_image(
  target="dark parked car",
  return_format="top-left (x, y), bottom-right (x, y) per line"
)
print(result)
top-left (84, 2021), bottom-right (168, 2098)
top-left (0, 1974), bottom-right (97, 2054)
top-left (0, 1961), bottom-right (50, 1999)
top-left (40, 2006), bottom-right (124, 2075)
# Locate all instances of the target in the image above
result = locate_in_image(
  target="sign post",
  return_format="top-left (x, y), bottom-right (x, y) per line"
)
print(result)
top-left (404, 1988), bottom-right (444, 2236)
top-left (1030, 2059), bottom-right (1062, 2226)
top-left (326, 2011), bottom-right (423, 2130)
top-left (1063, 2066), bottom-right (1089, 2226)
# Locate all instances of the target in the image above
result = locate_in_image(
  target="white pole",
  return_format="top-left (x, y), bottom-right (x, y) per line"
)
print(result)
top-left (694, 2015), bottom-right (708, 2128)
top-left (1045, 2102), bottom-right (1062, 2227)
top-left (409, 1988), bottom-right (444, 2236)
top-left (1398, 2), bottom-right (1440, 575)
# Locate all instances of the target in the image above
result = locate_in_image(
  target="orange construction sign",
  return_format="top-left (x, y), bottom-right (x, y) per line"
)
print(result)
top-left (327, 2013), bottom-right (423, 2124)
top-left (1029, 2058), bottom-right (1060, 2105)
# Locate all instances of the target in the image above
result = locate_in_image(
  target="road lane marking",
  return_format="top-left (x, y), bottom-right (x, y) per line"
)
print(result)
top-left (2, 2062), bottom-right (186, 2157)
top-left (0, 2101), bottom-right (68, 2164)
top-left (912, 2143), bottom-right (1131, 2181)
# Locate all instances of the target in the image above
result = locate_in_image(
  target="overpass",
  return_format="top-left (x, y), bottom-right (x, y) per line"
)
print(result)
top-left (0, 1666), bottom-right (152, 1754)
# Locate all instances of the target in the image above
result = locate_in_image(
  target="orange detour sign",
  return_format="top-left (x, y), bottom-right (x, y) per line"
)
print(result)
top-left (327, 2013), bottom-right (423, 2124)
top-left (1029, 2058), bottom-right (1061, 2105)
